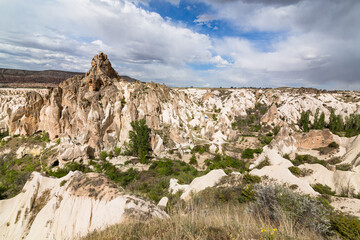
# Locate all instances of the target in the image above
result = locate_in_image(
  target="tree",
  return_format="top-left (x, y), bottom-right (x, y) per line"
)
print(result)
top-left (128, 119), bottom-right (151, 163)
top-left (299, 111), bottom-right (310, 132)
top-left (318, 112), bottom-right (325, 129)
top-left (313, 108), bottom-right (319, 129)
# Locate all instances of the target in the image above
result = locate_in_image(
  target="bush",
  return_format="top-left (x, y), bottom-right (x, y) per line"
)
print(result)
top-left (189, 154), bottom-right (197, 165)
top-left (288, 166), bottom-right (301, 176)
top-left (99, 151), bottom-right (108, 160)
top-left (242, 174), bottom-right (261, 184)
top-left (336, 163), bottom-right (352, 171)
top-left (60, 180), bottom-right (67, 187)
top-left (257, 158), bottom-right (270, 169)
top-left (191, 145), bottom-right (209, 154)
top-left (128, 159), bottom-right (200, 202)
top-left (330, 214), bottom-right (360, 240)
top-left (241, 148), bottom-right (262, 159)
top-left (292, 154), bottom-right (327, 167)
top-left (328, 142), bottom-right (339, 149)
top-left (250, 185), bottom-right (330, 235)
top-left (193, 184), bottom-right (256, 206)
top-left (283, 154), bottom-right (290, 160)
top-left (128, 119), bottom-right (151, 163)
top-left (328, 157), bottom-right (342, 165)
top-left (114, 147), bottom-right (121, 156)
top-left (205, 154), bottom-right (248, 173)
top-left (259, 135), bottom-right (273, 145)
top-left (312, 183), bottom-right (335, 196)
top-left (242, 148), bottom-right (254, 159)
top-left (48, 162), bottom-right (92, 178)
top-left (40, 131), bottom-right (50, 142)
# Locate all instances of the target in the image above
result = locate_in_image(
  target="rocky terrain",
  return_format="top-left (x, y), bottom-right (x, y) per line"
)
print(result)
top-left (0, 53), bottom-right (360, 239)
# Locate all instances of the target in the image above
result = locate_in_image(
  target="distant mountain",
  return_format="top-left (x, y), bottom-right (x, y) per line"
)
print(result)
top-left (0, 67), bottom-right (138, 88)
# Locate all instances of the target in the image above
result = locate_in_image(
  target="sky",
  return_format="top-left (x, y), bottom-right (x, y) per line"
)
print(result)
top-left (0, 0), bottom-right (359, 90)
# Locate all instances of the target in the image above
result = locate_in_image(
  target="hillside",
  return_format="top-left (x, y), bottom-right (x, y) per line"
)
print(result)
top-left (0, 53), bottom-right (360, 239)
top-left (0, 67), bottom-right (138, 88)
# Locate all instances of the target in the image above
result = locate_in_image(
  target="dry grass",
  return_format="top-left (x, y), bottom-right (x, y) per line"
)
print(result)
top-left (81, 202), bottom-right (327, 240)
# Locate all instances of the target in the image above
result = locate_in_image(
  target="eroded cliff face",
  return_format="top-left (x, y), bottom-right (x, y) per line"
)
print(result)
top-left (1, 53), bottom-right (360, 165)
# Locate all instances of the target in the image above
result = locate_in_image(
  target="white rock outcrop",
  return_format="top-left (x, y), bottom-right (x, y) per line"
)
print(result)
top-left (0, 171), bottom-right (167, 240)
top-left (170, 169), bottom-right (227, 200)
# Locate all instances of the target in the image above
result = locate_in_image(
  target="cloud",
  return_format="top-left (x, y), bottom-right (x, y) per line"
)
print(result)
top-left (0, 0), bottom-right (212, 73)
top-left (242, 0), bottom-right (302, 6)
top-left (0, 0), bottom-right (359, 90)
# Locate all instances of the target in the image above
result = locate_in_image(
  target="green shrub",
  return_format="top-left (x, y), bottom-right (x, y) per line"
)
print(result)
top-left (121, 97), bottom-right (126, 107)
top-left (114, 147), bottom-right (121, 156)
top-left (241, 148), bottom-right (262, 159)
top-left (127, 159), bottom-right (200, 202)
top-left (250, 185), bottom-right (330, 235)
top-left (292, 154), bottom-right (327, 167)
top-left (312, 183), bottom-right (335, 196)
top-left (330, 214), bottom-right (360, 240)
top-left (205, 154), bottom-right (248, 173)
top-left (288, 166), bottom-right (301, 176)
top-left (60, 180), bottom-right (67, 187)
top-left (328, 142), bottom-right (339, 149)
top-left (283, 154), bottom-right (290, 160)
top-left (191, 145), bottom-right (209, 154)
top-left (99, 151), bottom-right (108, 160)
top-left (272, 126), bottom-right (281, 136)
top-left (328, 157), bottom-right (342, 165)
top-left (243, 174), bottom-right (261, 184)
top-left (40, 132), bottom-right (50, 142)
top-left (257, 158), bottom-right (270, 169)
top-left (48, 162), bottom-right (92, 178)
top-left (128, 119), bottom-right (151, 163)
top-left (0, 130), bottom-right (9, 140)
top-left (193, 184), bottom-right (256, 206)
top-left (259, 136), bottom-right (273, 145)
top-left (56, 138), bottom-right (61, 144)
top-left (336, 163), bottom-right (352, 171)
top-left (242, 148), bottom-right (254, 159)
top-left (189, 154), bottom-right (197, 165)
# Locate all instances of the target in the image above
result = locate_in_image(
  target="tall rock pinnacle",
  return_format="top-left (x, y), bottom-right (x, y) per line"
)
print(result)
top-left (85, 52), bottom-right (120, 91)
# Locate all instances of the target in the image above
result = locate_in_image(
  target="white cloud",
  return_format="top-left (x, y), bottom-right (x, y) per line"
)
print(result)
top-left (0, 0), bottom-right (359, 89)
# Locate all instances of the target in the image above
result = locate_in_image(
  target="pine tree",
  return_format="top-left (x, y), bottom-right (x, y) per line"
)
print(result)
top-left (329, 109), bottom-right (336, 132)
top-left (319, 112), bottom-right (325, 129)
top-left (313, 108), bottom-right (319, 129)
top-left (299, 111), bottom-right (310, 132)
top-left (128, 118), bottom-right (151, 163)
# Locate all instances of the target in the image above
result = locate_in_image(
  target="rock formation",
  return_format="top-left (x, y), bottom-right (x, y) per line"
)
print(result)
top-left (0, 171), bottom-right (167, 240)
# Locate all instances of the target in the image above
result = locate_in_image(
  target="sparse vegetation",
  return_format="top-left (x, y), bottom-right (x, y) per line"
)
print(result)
top-left (189, 154), bottom-right (197, 165)
top-left (99, 151), bottom-right (108, 160)
top-left (256, 158), bottom-right (270, 169)
top-left (315, 141), bottom-right (339, 155)
top-left (292, 154), bottom-right (327, 167)
top-left (233, 103), bottom-right (268, 134)
top-left (250, 184), bottom-right (331, 235)
top-left (204, 154), bottom-right (248, 173)
top-left (336, 163), bottom-right (352, 171)
top-left (242, 174), bottom-right (261, 184)
top-left (330, 213), bottom-right (360, 240)
top-left (312, 183), bottom-right (335, 196)
top-left (241, 148), bottom-right (262, 159)
top-left (288, 166), bottom-right (313, 177)
top-left (191, 144), bottom-right (209, 154)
